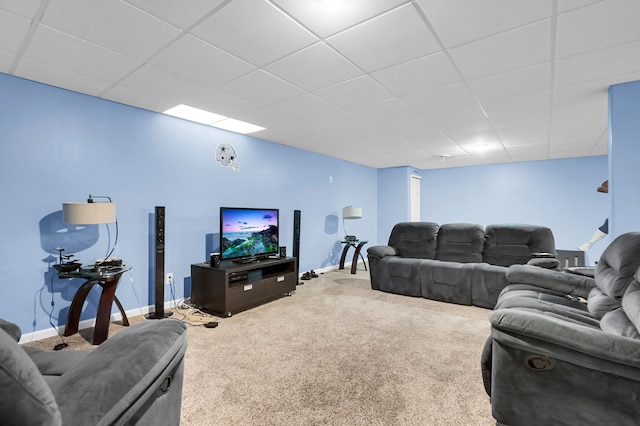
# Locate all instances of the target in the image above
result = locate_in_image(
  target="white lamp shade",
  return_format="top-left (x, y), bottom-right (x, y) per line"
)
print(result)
top-left (342, 206), bottom-right (363, 219)
top-left (63, 202), bottom-right (116, 224)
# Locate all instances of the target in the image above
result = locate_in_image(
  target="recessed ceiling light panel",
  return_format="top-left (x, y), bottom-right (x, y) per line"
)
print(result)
top-left (212, 118), bottom-right (265, 134)
top-left (163, 104), bottom-right (227, 125)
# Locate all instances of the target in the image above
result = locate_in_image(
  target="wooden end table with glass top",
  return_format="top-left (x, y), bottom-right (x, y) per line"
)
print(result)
top-left (339, 240), bottom-right (368, 274)
top-left (58, 264), bottom-right (131, 345)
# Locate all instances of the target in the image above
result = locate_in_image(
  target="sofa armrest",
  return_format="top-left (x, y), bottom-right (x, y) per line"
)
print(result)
top-left (367, 245), bottom-right (399, 259)
top-left (526, 257), bottom-right (560, 269)
top-left (490, 308), bottom-right (640, 374)
top-left (50, 319), bottom-right (187, 426)
top-left (506, 264), bottom-right (596, 299)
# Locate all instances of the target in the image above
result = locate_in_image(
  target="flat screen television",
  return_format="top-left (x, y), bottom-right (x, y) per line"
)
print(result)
top-left (220, 207), bottom-right (279, 263)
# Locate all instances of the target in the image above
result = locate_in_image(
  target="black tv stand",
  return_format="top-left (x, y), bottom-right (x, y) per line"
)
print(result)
top-left (191, 257), bottom-right (297, 317)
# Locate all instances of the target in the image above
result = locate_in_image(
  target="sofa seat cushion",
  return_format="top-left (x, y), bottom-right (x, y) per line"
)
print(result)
top-left (375, 257), bottom-right (422, 297)
top-left (0, 327), bottom-right (62, 425)
top-left (420, 260), bottom-right (472, 305)
top-left (470, 263), bottom-right (510, 309)
top-left (435, 223), bottom-right (484, 263)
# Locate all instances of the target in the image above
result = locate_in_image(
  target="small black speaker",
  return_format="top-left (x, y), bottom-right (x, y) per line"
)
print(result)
top-left (280, 247), bottom-right (286, 258)
top-left (210, 253), bottom-right (221, 267)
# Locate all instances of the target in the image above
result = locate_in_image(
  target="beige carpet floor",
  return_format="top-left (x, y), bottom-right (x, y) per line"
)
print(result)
top-left (25, 269), bottom-right (495, 425)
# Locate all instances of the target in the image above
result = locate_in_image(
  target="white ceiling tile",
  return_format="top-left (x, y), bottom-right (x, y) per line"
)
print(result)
top-left (417, 0), bottom-right (553, 48)
top-left (192, 0), bottom-right (317, 67)
top-left (269, 94), bottom-right (340, 121)
top-left (0, 50), bottom-right (14, 72)
top-left (486, 107), bottom-right (550, 129)
top-left (437, 118), bottom-right (493, 140)
top-left (124, 0), bottom-right (225, 29)
top-left (426, 103), bottom-right (487, 126)
top-left (468, 63), bottom-right (551, 101)
top-left (554, 41), bottom-right (640, 87)
top-left (265, 42), bottom-right (362, 91)
top-left (14, 57), bottom-right (112, 96)
top-left (590, 132), bottom-right (608, 156)
top-left (0, 0), bottom-right (41, 18)
top-left (272, 0), bottom-right (407, 38)
top-left (306, 110), bottom-right (375, 137)
top-left (118, 64), bottom-right (260, 116)
top-left (402, 83), bottom-right (476, 113)
top-left (349, 98), bottom-right (415, 125)
top-left (549, 139), bottom-right (595, 158)
top-left (327, 3), bottom-right (440, 72)
top-left (41, 0), bottom-right (181, 60)
top-left (550, 99), bottom-right (607, 141)
top-left (118, 65), bottom-right (204, 102)
top-left (505, 143), bottom-right (550, 162)
top-left (0, 9), bottom-right (31, 53)
top-left (314, 75), bottom-right (392, 109)
top-left (497, 123), bottom-right (550, 147)
top-left (391, 123), bottom-right (451, 146)
top-left (101, 84), bottom-right (175, 113)
top-left (481, 90), bottom-right (551, 121)
top-left (556, 0), bottom-right (640, 58)
top-left (149, 35), bottom-right (255, 88)
top-left (6, 1), bottom-right (640, 169)
top-left (557, 0), bottom-right (600, 14)
top-left (553, 78), bottom-right (611, 107)
top-left (448, 20), bottom-right (551, 80)
top-left (23, 25), bottom-right (142, 82)
top-left (219, 69), bottom-right (305, 106)
top-left (372, 52), bottom-right (461, 96)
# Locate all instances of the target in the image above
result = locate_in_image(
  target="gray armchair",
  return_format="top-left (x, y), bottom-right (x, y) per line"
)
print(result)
top-left (1, 317), bottom-right (187, 425)
top-left (482, 232), bottom-right (640, 425)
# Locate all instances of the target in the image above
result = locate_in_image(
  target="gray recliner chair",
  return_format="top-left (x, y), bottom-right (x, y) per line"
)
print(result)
top-left (1, 317), bottom-right (187, 425)
top-left (482, 232), bottom-right (640, 426)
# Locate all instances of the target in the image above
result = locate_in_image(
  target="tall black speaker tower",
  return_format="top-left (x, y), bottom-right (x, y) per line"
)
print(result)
top-left (293, 209), bottom-right (302, 285)
top-left (147, 206), bottom-right (172, 319)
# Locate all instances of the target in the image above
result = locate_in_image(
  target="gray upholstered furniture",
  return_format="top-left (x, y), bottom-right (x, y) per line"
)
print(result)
top-left (367, 222), bottom-right (556, 309)
top-left (482, 232), bottom-right (640, 426)
top-left (0, 317), bottom-right (187, 426)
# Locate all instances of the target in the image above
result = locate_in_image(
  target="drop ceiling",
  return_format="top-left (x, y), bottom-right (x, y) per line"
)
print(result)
top-left (2, 0), bottom-right (640, 169)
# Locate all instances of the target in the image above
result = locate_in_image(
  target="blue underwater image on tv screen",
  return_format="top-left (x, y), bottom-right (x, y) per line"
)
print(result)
top-left (220, 208), bottom-right (279, 261)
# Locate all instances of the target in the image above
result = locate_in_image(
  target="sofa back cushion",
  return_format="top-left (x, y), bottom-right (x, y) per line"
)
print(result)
top-left (594, 232), bottom-right (640, 300)
top-left (435, 223), bottom-right (485, 263)
top-left (388, 222), bottom-right (439, 259)
top-left (482, 224), bottom-right (555, 267)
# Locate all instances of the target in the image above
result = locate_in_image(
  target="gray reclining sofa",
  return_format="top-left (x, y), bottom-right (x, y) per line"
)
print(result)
top-left (481, 232), bottom-right (640, 426)
top-left (367, 222), bottom-right (556, 309)
top-left (0, 317), bottom-right (187, 425)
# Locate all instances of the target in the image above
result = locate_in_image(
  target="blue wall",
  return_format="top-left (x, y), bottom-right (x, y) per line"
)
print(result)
top-left (609, 81), bottom-right (640, 237)
top-left (420, 156), bottom-right (609, 265)
top-left (1, 70), bottom-right (627, 340)
top-left (0, 73), bottom-right (377, 336)
top-left (376, 166), bottom-right (422, 244)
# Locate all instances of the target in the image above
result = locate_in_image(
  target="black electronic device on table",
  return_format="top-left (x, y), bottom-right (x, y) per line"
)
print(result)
top-left (345, 235), bottom-right (358, 242)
